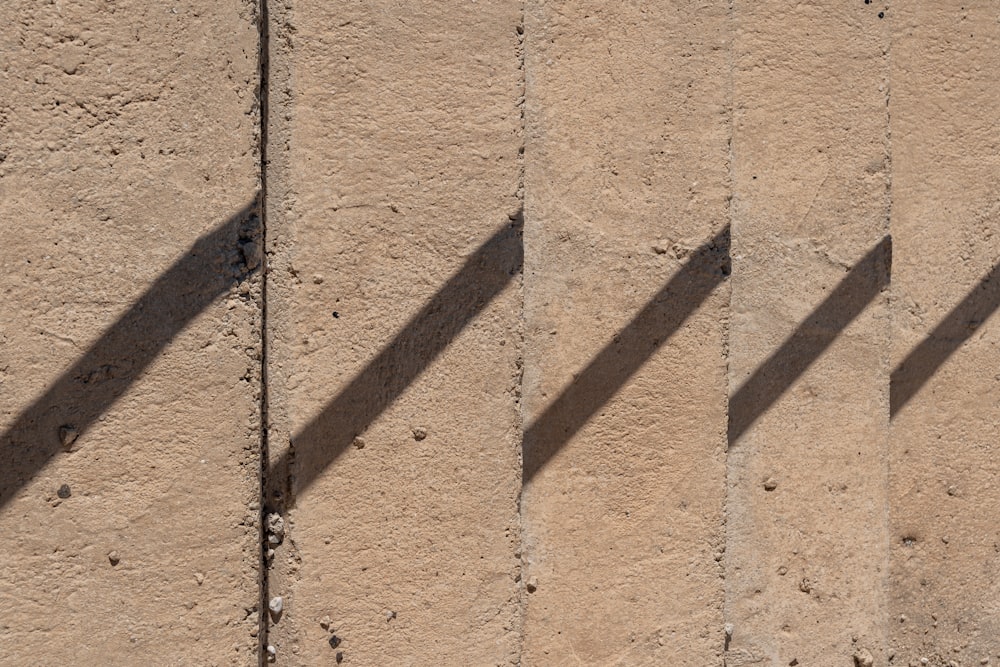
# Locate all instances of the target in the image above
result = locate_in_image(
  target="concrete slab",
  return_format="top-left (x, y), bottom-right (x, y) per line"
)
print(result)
top-left (521, 3), bottom-right (731, 663)
top-left (263, 2), bottom-right (524, 664)
top-left (725, 2), bottom-right (891, 664)
top-left (889, 4), bottom-right (1000, 663)
top-left (0, 0), bottom-right (262, 664)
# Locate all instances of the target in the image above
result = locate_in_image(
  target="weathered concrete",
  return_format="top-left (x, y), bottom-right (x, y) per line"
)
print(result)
top-left (0, 0), bottom-right (262, 664)
top-left (521, 3), bottom-right (731, 663)
top-left (889, 4), bottom-right (1000, 664)
top-left (263, 2), bottom-right (524, 664)
top-left (725, 2), bottom-right (891, 665)
top-left (6, 3), bottom-right (1000, 664)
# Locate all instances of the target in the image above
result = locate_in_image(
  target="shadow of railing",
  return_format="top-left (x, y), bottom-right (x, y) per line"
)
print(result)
top-left (728, 236), bottom-right (892, 444)
top-left (272, 214), bottom-right (523, 502)
top-left (890, 260), bottom-right (1000, 417)
top-left (0, 201), bottom-right (260, 509)
top-left (3, 199), bottom-right (995, 515)
top-left (521, 226), bottom-right (731, 484)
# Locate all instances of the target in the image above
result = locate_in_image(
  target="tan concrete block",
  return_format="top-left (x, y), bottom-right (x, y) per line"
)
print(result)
top-left (725, 2), bottom-right (891, 664)
top-left (889, 4), bottom-right (1000, 663)
top-left (0, 0), bottom-right (262, 664)
top-left (521, 3), bottom-right (731, 663)
top-left (263, 2), bottom-right (524, 664)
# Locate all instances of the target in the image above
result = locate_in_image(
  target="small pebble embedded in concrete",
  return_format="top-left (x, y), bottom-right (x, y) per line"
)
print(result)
top-left (59, 425), bottom-right (79, 449)
top-left (320, 615), bottom-right (331, 630)
top-left (266, 513), bottom-right (285, 545)
top-left (411, 427), bottom-right (427, 441)
top-left (329, 634), bottom-right (342, 649)
top-left (108, 550), bottom-right (120, 566)
top-left (269, 596), bottom-right (284, 620)
top-left (336, 651), bottom-right (344, 664)
top-left (57, 484), bottom-right (71, 499)
top-left (266, 645), bottom-right (276, 662)
top-left (763, 478), bottom-right (777, 491)
top-left (853, 647), bottom-right (874, 667)
top-left (526, 576), bottom-right (538, 593)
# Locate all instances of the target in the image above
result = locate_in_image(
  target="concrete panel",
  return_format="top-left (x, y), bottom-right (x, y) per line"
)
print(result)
top-left (0, 0), bottom-right (262, 664)
top-left (263, 2), bottom-right (524, 664)
top-left (889, 4), bottom-right (1000, 664)
top-left (725, 2), bottom-right (891, 665)
top-left (521, 3), bottom-right (731, 663)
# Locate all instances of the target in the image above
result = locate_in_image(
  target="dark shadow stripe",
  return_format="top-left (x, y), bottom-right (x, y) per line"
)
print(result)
top-left (272, 215), bottom-right (523, 502)
top-left (521, 225), bottom-right (731, 484)
top-left (890, 260), bottom-right (1000, 418)
top-left (728, 236), bottom-right (892, 444)
top-left (0, 202), bottom-right (259, 509)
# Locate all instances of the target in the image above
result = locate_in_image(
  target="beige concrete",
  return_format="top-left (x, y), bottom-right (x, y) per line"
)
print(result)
top-left (0, 0), bottom-right (262, 665)
top-left (889, 4), bottom-right (1000, 664)
top-left (263, 1), bottom-right (524, 664)
top-left (7, 2), bottom-right (1000, 664)
top-left (725, 2), bottom-right (891, 665)
top-left (520, 3), bottom-right (731, 663)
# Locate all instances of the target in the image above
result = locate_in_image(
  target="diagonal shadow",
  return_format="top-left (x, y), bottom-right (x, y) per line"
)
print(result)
top-left (271, 214), bottom-right (523, 502)
top-left (890, 260), bottom-right (1000, 418)
top-left (4, 191), bottom-right (985, 516)
top-left (521, 226), bottom-right (731, 484)
top-left (0, 201), bottom-right (260, 509)
top-left (728, 236), bottom-right (892, 443)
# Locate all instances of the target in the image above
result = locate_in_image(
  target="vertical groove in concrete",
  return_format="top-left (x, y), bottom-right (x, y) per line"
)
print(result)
top-left (256, 0), bottom-right (271, 661)
top-left (258, 0), bottom-right (295, 661)
top-left (521, 3), bottom-right (731, 663)
top-left (263, 3), bottom-right (524, 664)
top-left (722, 1), bottom-right (737, 651)
top-left (0, 1), bottom-right (263, 664)
top-left (879, 5), bottom-right (894, 663)
top-left (888, 5), bottom-right (1000, 663)
top-left (514, 2), bottom-right (528, 663)
top-left (725, 2), bottom-right (891, 665)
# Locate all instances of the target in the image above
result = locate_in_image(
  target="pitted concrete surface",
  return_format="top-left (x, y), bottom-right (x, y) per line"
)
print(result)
top-left (262, 2), bottom-right (524, 664)
top-left (724, 2), bottom-right (891, 664)
top-left (521, 3), bottom-right (730, 664)
top-left (0, 1), bottom-right (262, 665)
top-left (3, 2), bottom-right (1000, 665)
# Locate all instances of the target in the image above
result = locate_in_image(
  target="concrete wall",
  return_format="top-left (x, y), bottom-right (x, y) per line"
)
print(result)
top-left (2, 2), bottom-right (999, 665)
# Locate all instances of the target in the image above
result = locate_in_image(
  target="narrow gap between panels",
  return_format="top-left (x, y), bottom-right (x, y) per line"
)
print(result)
top-left (514, 2), bottom-right (528, 662)
top-left (256, 0), bottom-right (272, 662)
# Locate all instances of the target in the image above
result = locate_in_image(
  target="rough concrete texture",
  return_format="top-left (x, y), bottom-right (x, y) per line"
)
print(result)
top-left (0, 0), bottom-right (262, 664)
top-left (521, 3), bottom-right (730, 664)
top-left (889, 5), bottom-right (1000, 665)
top-left (725, 2), bottom-right (891, 665)
top-left (263, 1), bottom-right (524, 664)
top-left (6, 2), bottom-right (1000, 665)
